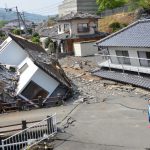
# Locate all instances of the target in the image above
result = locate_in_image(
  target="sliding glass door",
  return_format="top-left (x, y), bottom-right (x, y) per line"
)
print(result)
top-left (138, 51), bottom-right (150, 67)
top-left (116, 50), bottom-right (131, 65)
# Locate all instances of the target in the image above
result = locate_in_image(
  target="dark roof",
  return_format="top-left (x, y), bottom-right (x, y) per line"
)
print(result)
top-left (96, 19), bottom-right (150, 48)
top-left (94, 69), bottom-right (150, 89)
top-left (50, 31), bottom-right (108, 40)
top-left (9, 34), bottom-right (72, 89)
top-left (57, 12), bottom-right (100, 21)
top-left (0, 65), bottom-right (19, 97)
top-left (39, 26), bottom-right (58, 37)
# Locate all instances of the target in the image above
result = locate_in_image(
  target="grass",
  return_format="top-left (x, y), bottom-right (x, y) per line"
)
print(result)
top-left (98, 12), bottom-right (135, 33)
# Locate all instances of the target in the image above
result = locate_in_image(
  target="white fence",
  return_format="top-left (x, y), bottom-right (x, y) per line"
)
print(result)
top-left (0, 114), bottom-right (57, 150)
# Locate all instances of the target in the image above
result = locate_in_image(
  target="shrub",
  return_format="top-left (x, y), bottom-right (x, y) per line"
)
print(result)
top-left (12, 29), bottom-right (21, 35)
top-left (109, 22), bottom-right (121, 31)
top-left (32, 32), bottom-right (39, 37)
top-left (31, 37), bottom-right (40, 44)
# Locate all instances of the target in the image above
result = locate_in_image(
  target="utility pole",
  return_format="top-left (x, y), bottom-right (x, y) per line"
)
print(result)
top-left (5, 6), bottom-right (29, 35)
top-left (19, 12), bottom-right (28, 34)
top-left (15, 6), bottom-right (21, 31)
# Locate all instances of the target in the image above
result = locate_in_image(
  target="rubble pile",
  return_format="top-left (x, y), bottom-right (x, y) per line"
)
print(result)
top-left (0, 65), bottom-right (19, 101)
top-left (60, 56), bottom-right (150, 105)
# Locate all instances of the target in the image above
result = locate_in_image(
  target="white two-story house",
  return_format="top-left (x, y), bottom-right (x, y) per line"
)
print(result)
top-left (0, 34), bottom-right (72, 105)
top-left (95, 19), bottom-right (150, 89)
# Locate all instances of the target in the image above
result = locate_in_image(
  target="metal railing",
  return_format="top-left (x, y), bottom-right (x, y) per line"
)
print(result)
top-left (97, 54), bottom-right (150, 75)
top-left (0, 113), bottom-right (57, 150)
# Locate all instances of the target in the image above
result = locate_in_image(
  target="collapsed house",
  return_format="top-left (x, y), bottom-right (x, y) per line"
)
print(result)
top-left (0, 33), bottom-right (72, 108)
top-left (95, 19), bottom-right (150, 89)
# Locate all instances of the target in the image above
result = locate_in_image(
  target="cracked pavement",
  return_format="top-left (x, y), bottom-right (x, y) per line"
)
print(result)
top-left (54, 56), bottom-right (150, 150)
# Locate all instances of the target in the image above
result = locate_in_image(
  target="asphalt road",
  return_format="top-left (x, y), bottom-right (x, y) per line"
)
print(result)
top-left (54, 95), bottom-right (150, 150)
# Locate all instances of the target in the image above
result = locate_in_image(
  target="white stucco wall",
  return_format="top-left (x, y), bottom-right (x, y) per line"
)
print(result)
top-left (16, 56), bottom-right (59, 96)
top-left (31, 69), bottom-right (59, 96)
top-left (58, 19), bottom-right (98, 36)
top-left (0, 38), bottom-right (27, 66)
top-left (0, 37), bottom-right (60, 98)
top-left (108, 47), bottom-right (150, 67)
top-left (74, 41), bottom-right (98, 56)
top-left (17, 58), bottom-right (38, 94)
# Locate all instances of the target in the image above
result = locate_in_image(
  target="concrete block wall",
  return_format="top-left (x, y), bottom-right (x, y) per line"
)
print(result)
top-left (58, 0), bottom-right (98, 16)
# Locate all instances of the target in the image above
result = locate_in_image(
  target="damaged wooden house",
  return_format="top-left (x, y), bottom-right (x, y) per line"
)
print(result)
top-left (40, 12), bottom-right (108, 57)
top-left (0, 34), bottom-right (72, 110)
top-left (94, 19), bottom-right (150, 89)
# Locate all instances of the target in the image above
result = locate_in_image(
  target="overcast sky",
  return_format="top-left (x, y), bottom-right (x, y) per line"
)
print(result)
top-left (0, 0), bottom-right (63, 16)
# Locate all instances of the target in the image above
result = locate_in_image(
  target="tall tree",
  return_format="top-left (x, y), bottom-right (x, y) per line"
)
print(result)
top-left (96, 0), bottom-right (127, 12)
top-left (128, 0), bottom-right (141, 10)
top-left (139, 0), bottom-right (150, 9)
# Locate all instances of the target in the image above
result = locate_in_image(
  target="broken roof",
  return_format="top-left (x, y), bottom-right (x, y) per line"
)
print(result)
top-left (0, 65), bottom-right (19, 97)
top-left (39, 26), bottom-right (58, 37)
top-left (8, 34), bottom-right (72, 89)
top-left (57, 12), bottom-right (100, 21)
top-left (96, 19), bottom-right (150, 48)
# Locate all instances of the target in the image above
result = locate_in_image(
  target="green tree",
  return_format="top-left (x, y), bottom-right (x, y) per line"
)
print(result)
top-left (31, 36), bottom-right (40, 44)
top-left (127, 0), bottom-right (141, 10)
top-left (44, 37), bottom-right (51, 48)
top-left (139, 0), bottom-right (150, 9)
top-left (12, 29), bottom-right (21, 35)
top-left (31, 32), bottom-right (40, 44)
top-left (0, 20), bottom-right (7, 28)
top-left (96, 0), bottom-right (127, 12)
top-left (32, 32), bottom-right (39, 37)
top-left (48, 42), bottom-right (56, 54)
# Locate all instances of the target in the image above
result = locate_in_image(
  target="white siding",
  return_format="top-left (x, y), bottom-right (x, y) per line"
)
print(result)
top-left (31, 69), bottom-right (59, 96)
top-left (74, 41), bottom-right (98, 56)
top-left (17, 58), bottom-right (38, 94)
top-left (17, 58), bottom-right (59, 96)
top-left (58, 19), bottom-right (98, 36)
top-left (107, 47), bottom-right (150, 67)
top-left (0, 39), bottom-right (27, 66)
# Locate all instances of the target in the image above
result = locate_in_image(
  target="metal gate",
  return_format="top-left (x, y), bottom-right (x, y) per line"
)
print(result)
top-left (0, 113), bottom-right (57, 150)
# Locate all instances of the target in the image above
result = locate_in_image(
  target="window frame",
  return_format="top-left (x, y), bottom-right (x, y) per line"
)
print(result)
top-left (138, 51), bottom-right (150, 67)
top-left (64, 24), bottom-right (70, 32)
top-left (77, 23), bottom-right (89, 33)
top-left (116, 50), bottom-right (131, 65)
top-left (19, 63), bottom-right (28, 74)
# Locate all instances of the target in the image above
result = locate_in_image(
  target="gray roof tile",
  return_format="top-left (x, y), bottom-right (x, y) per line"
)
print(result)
top-left (57, 12), bottom-right (100, 21)
top-left (96, 19), bottom-right (150, 48)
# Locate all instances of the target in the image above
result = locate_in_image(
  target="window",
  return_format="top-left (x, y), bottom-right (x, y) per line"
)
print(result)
top-left (19, 63), bottom-right (28, 74)
top-left (21, 81), bottom-right (49, 99)
top-left (116, 50), bottom-right (130, 65)
top-left (64, 24), bottom-right (70, 32)
top-left (138, 51), bottom-right (150, 67)
top-left (77, 23), bottom-right (89, 33)
top-left (59, 25), bottom-right (61, 32)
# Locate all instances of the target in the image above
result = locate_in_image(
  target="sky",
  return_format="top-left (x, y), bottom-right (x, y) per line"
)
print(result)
top-left (0, 0), bottom-right (63, 16)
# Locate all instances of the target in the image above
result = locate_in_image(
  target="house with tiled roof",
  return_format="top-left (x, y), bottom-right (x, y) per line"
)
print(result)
top-left (95, 19), bottom-right (150, 89)
top-left (52, 12), bottom-right (107, 56)
top-left (0, 34), bottom-right (72, 107)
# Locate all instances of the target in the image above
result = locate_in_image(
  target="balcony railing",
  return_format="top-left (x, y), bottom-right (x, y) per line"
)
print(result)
top-left (97, 54), bottom-right (150, 75)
